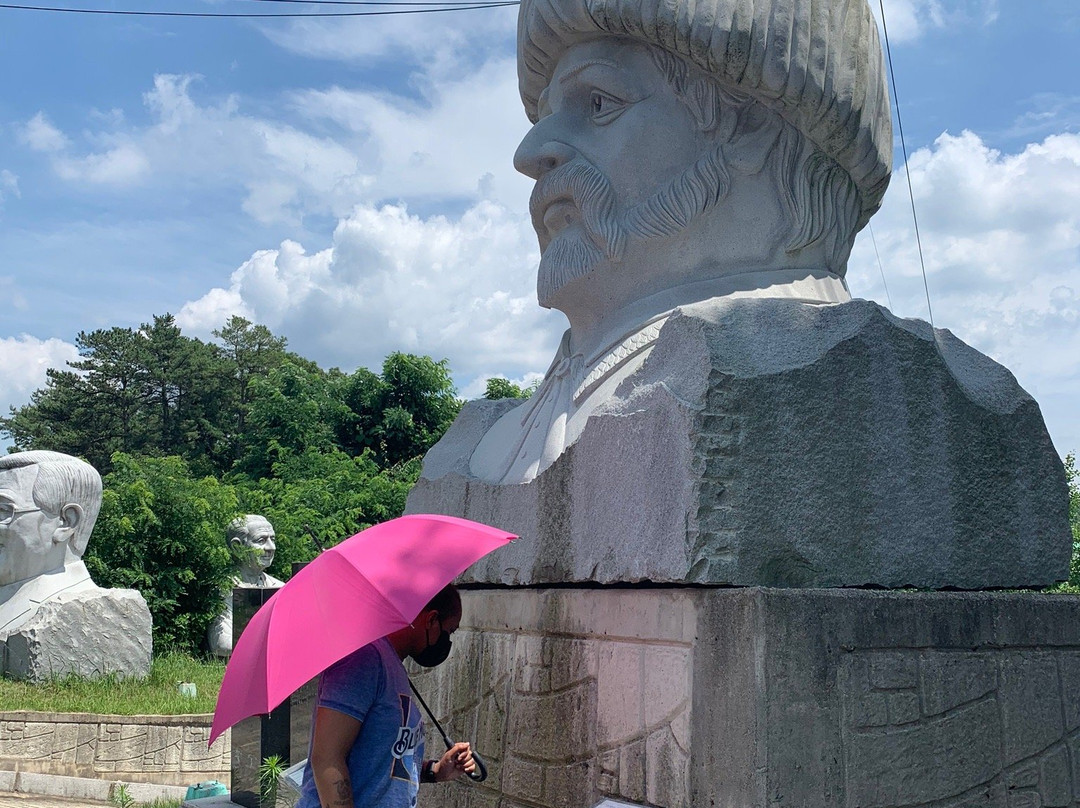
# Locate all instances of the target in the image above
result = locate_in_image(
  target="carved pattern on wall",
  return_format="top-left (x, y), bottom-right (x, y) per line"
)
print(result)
top-left (841, 649), bottom-right (1080, 808)
top-left (417, 628), bottom-right (692, 808)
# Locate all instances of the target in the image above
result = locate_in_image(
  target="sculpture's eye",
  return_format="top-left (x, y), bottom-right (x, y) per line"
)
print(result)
top-left (590, 91), bottom-right (625, 124)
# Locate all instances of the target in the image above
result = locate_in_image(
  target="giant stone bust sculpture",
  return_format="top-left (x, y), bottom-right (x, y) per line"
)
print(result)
top-left (408, 0), bottom-right (1070, 589)
top-left (207, 514), bottom-right (284, 658)
top-left (471, 0), bottom-right (890, 484)
top-left (0, 451), bottom-right (151, 680)
top-left (0, 450), bottom-right (104, 634)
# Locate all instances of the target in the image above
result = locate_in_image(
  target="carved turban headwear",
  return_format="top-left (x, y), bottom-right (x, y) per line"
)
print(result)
top-left (518, 0), bottom-right (893, 227)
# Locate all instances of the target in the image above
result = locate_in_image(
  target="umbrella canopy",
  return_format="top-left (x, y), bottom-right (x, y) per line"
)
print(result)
top-left (210, 513), bottom-right (515, 745)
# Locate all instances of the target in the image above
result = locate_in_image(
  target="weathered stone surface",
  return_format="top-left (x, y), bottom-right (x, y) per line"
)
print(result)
top-left (2, 588), bottom-right (151, 681)
top-left (409, 298), bottom-right (1071, 589)
top-left (417, 588), bottom-right (1080, 808)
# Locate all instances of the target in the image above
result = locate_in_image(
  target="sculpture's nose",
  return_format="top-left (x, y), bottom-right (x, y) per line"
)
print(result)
top-left (514, 121), bottom-right (577, 180)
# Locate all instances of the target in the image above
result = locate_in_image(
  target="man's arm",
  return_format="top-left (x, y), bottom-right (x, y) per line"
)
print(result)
top-left (309, 706), bottom-right (362, 808)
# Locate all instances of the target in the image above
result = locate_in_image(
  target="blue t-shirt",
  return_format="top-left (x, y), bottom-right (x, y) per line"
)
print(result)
top-left (297, 638), bottom-right (425, 808)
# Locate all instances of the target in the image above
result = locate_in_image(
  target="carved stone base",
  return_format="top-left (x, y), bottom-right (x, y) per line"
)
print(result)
top-left (414, 587), bottom-right (1080, 808)
top-left (1, 589), bottom-right (151, 682)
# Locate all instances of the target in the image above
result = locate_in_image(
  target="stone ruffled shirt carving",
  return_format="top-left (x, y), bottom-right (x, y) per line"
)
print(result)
top-left (471, 268), bottom-right (848, 484)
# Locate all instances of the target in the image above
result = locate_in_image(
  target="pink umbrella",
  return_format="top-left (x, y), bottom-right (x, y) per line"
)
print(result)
top-left (210, 513), bottom-right (515, 745)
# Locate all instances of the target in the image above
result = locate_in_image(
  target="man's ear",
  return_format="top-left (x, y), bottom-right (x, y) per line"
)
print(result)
top-left (53, 503), bottom-right (84, 545)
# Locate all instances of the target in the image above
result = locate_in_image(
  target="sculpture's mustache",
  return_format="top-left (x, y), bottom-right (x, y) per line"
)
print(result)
top-left (529, 159), bottom-right (624, 260)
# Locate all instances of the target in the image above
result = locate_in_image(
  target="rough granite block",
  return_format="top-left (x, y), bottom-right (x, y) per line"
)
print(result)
top-left (408, 299), bottom-right (1071, 589)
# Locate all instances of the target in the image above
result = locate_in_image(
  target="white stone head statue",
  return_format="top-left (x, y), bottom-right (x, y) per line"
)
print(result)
top-left (226, 514), bottom-right (277, 582)
top-left (515, 0), bottom-right (893, 332)
top-left (0, 450), bottom-right (102, 587)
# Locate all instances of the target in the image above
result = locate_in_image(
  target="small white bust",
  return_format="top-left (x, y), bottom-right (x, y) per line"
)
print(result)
top-left (467, 0), bottom-right (892, 485)
top-left (0, 451), bottom-right (103, 636)
top-left (207, 514), bottom-right (284, 657)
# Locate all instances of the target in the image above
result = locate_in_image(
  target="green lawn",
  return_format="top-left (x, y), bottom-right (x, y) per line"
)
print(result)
top-left (0, 653), bottom-right (225, 715)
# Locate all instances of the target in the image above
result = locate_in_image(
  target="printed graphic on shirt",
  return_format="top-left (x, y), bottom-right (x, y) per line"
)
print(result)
top-left (390, 692), bottom-right (422, 783)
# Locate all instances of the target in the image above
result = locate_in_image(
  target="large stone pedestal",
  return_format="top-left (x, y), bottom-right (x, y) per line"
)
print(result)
top-left (414, 587), bottom-right (1080, 808)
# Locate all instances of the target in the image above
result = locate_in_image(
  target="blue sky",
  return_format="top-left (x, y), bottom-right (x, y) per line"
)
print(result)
top-left (1, 0), bottom-right (1078, 459)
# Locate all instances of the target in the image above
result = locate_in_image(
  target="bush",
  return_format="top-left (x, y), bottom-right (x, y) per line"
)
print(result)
top-left (86, 453), bottom-right (237, 654)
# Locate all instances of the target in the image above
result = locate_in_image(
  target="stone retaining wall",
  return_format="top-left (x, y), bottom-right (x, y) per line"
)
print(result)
top-left (0, 711), bottom-right (230, 787)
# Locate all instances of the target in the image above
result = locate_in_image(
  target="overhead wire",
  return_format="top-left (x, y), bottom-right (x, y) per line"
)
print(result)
top-left (0, 1), bottom-right (518, 16)
top-left (877, 0), bottom-right (934, 327)
top-left (867, 224), bottom-right (894, 312)
top-left (250, 0), bottom-right (508, 5)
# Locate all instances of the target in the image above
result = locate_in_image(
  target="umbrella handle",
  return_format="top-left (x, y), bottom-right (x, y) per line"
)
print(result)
top-left (464, 748), bottom-right (488, 782)
top-left (409, 679), bottom-right (489, 783)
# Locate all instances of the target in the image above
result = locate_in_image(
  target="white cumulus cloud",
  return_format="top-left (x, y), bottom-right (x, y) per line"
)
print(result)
top-left (0, 335), bottom-right (80, 419)
top-left (178, 199), bottom-right (564, 387)
top-left (19, 112), bottom-right (69, 153)
top-left (872, 0), bottom-right (998, 43)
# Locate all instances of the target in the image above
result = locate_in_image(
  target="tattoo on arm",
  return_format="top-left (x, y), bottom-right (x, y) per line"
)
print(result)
top-left (321, 776), bottom-right (352, 807)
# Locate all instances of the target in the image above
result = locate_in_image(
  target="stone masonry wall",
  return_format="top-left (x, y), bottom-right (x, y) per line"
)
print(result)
top-left (414, 587), bottom-right (1080, 808)
top-left (0, 712), bottom-right (230, 787)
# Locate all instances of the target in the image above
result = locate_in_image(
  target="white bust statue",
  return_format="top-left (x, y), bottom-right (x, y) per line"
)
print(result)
top-left (0, 451), bottom-right (104, 636)
top-left (207, 514), bottom-right (284, 657)
top-left (468, 0), bottom-right (891, 484)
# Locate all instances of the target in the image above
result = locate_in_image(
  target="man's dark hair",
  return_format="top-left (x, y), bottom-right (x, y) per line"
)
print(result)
top-left (424, 584), bottom-right (461, 620)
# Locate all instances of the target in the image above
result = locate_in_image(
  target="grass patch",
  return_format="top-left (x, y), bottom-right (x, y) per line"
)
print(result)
top-left (0, 652), bottom-right (225, 715)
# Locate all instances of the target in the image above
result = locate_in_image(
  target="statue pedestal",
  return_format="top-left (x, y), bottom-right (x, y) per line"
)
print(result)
top-left (0, 588), bottom-right (151, 681)
top-left (416, 587), bottom-right (1080, 808)
top-left (229, 588), bottom-right (291, 808)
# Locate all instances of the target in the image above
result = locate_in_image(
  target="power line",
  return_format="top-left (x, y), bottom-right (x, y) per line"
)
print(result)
top-left (0, 1), bottom-right (517, 17)
top-left (868, 223), bottom-right (894, 312)
top-left (251, 0), bottom-right (509, 5)
top-left (878, 0), bottom-right (934, 327)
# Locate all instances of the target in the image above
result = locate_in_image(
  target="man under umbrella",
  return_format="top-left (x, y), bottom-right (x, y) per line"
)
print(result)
top-left (296, 584), bottom-right (476, 808)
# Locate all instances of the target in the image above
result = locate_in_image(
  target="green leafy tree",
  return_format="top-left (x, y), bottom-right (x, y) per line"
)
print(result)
top-left (233, 448), bottom-right (419, 579)
top-left (87, 453), bottom-right (237, 653)
top-left (484, 377), bottom-right (532, 400)
top-left (335, 353), bottom-right (461, 467)
top-left (2, 368), bottom-right (91, 458)
top-left (1, 316), bottom-right (235, 475)
top-left (213, 316), bottom-right (289, 464)
top-left (139, 314), bottom-right (235, 475)
top-left (1063, 453), bottom-right (1080, 589)
top-left (238, 359), bottom-right (345, 477)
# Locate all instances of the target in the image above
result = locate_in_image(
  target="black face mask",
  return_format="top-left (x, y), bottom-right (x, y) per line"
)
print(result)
top-left (412, 620), bottom-right (452, 668)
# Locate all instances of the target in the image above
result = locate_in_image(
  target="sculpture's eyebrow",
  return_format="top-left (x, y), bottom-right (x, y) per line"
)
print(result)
top-left (557, 58), bottom-right (621, 86)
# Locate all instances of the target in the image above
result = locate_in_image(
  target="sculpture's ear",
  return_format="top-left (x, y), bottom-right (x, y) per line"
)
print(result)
top-left (53, 503), bottom-right (83, 545)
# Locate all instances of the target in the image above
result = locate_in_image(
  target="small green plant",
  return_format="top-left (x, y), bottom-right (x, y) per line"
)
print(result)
top-left (259, 754), bottom-right (287, 807)
top-left (110, 783), bottom-right (136, 808)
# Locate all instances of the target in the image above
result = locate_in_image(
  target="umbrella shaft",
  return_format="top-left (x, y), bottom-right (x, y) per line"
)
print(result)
top-left (408, 680), bottom-right (455, 749)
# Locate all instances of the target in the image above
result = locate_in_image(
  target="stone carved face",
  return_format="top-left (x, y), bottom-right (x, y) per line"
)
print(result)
top-left (0, 465), bottom-right (79, 587)
top-left (230, 516), bottom-right (276, 575)
top-left (514, 37), bottom-right (716, 311)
